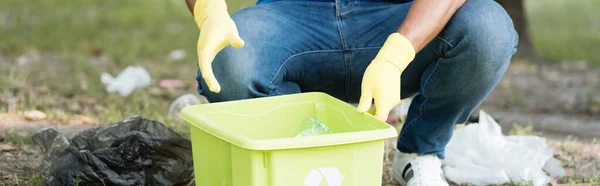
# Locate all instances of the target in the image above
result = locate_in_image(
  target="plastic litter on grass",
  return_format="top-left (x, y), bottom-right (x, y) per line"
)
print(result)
top-left (101, 66), bottom-right (151, 97)
top-left (442, 110), bottom-right (565, 186)
top-left (32, 116), bottom-right (194, 186)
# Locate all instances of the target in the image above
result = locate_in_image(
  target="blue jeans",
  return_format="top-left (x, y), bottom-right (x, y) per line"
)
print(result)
top-left (196, 0), bottom-right (518, 158)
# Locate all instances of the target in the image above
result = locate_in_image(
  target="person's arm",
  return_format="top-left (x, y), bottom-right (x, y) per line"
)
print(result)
top-left (398, 0), bottom-right (466, 52)
top-left (185, 0), bottom-right (196, 14)
top-left (357, 0), bottom-right (466, 120)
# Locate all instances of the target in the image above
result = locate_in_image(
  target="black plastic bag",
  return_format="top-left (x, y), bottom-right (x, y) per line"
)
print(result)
top-left (33, 116), bottom-right (194, 186)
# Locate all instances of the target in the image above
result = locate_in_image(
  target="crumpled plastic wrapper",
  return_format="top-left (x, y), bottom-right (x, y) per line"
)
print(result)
top-left (295, 117), bottom-right (332, 137)
top-left (101, 66), bottom-right (151, 97)
top-left (32, 116), bottom-right (194, 186)
top-left (442, 110), bottom-right (565, 186)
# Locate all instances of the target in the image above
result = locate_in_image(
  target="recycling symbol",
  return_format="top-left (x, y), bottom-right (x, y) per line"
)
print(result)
top-left (303, 167), bottom-right (345, 186)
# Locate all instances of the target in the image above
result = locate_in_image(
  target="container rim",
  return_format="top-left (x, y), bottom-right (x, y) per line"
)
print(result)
top-left (180, 92), bottom-right (398, 150)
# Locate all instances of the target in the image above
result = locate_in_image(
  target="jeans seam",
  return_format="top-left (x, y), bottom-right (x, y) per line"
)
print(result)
top-left (267, 47), bottom-right (384, 94)
top-left (269, 50), bottom-right (340, 85)
top-left (268, 47), bottom-right (382, 84)
top-left (339, 1), bottom-right (354, 16)
top-left (351, 46), bottom-right (381, 51)
top-left (336, 15), bottom-right (350, 101)
top-left (435, 36), bottom-right (454, 48)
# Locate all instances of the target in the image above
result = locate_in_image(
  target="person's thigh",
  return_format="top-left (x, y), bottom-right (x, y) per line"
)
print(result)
top-left (343, 0), bottom-right (516, 103)
top-left (343, 0), bottom-right (517, 157)
top-left (196, 1), bottom-right (348, 102)
top-left (396, 0), bottom-right (517, 157)
top-left (340, 1), bottom-right (448, 103)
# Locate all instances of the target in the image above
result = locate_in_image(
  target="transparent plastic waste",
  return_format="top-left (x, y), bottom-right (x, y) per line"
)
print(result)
top-left (295, 117), bottom-right (332, 137)
top-left (442, 110), bottom-right (565, 186)
top-left (168, 94), bottom-right (206, 120)
top-left (101, 66), bottom-right (151, 97)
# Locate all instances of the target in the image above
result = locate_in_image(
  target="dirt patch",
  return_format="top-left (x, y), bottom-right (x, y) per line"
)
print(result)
top-left (549, 140), bottom-right (600, 177)
top-left (0, 144), bottom-right (43, 186)
top-left (481, 61), bottom-right (600, 139)
top-left (0, 61), bottom-right (598, 185)
top-left (0, 113), bottom-right (99, 185)
top-left (0, 113), bottom-right (99, 138)
top-left (484, 60), bottom-right (600, 115)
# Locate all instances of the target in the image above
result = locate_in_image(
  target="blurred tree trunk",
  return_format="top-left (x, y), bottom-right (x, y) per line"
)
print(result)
top-left (496, 0), bottom-right (548, 63)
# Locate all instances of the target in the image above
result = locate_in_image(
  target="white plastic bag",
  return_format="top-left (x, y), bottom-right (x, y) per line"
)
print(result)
top-left (101, 66), bottom-right (151, 97)
top-left (168, 94), bottom-right (206, 119)
top-left (392, 96), bottom-right (413, 123)
top-left (442, 110), bottom-right (563, 186)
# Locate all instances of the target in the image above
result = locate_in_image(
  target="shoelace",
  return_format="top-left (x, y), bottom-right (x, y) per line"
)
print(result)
top-left (410, 156), bottom-right (446, 185)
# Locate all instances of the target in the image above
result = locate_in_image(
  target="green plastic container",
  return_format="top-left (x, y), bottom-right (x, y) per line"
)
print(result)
top-left (180, 92), bottom-right (397, 186)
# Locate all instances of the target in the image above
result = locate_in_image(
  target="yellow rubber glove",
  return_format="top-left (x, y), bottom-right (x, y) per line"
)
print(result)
top-left (194, 0), bottom-right (244, 93)
top-left (357, 33), bottom-right (415, 121)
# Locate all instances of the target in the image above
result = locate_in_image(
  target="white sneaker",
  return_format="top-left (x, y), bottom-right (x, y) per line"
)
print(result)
top-left (392, 150), bottom-right (449, 186)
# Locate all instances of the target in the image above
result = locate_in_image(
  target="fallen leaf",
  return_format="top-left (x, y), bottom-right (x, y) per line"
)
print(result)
top-left (23, 110), bottom-right (47, 121)
top-left (0, 144), bottom-right (17, 152)
top-left (75, 115), bottom-right (98, 124)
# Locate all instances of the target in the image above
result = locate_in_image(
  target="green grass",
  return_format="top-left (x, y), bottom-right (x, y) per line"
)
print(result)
top-left (559, 174), bottom-right (600, 185)
top-left (0, 130), bottom-right (35, 146)
top-left (0, 0), bottom-right (251, 60)
top-left (510, 122), bottom-right (542, 136)
top-left (0, 0), bottom-right (258, 136)
top-left (1, 0), bottom-right (190, 61)
top-left (0, 0), bottom-right (598, 141)
top-left (29, 173), bottom-right (47, 186)
top-left (526, 0), bottom-right (600, 64)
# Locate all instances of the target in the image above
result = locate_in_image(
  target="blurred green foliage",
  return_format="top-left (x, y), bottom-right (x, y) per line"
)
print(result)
top-left (526, 0), bottom-right (600, 64)
top-left (0, 0), bottom-right (598, 63)
top-left (0, 0), bottom-right (598, 133)
top-left (0, 0), bottom-right (254, 62)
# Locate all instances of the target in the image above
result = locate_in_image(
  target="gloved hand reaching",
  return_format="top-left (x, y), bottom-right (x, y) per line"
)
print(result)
top-left (194, 0), bottom-right (245, 93)
top-left (357, 33), bottom-right (415, 121)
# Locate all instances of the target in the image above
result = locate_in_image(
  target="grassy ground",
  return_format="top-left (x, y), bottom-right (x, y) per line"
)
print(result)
top-left (1, 0), bottom-right (599, 128)
top-left (526, 0), bottom-right (600, 64)
top-left (1, 0), bottom-right (599, 185)
top-left (0, 0), bottom-right (209, 134)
